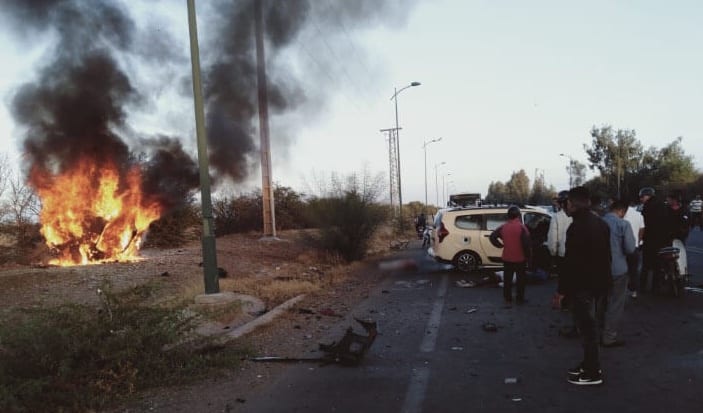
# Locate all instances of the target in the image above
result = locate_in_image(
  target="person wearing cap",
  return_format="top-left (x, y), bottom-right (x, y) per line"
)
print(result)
top-left (638, 187), bottom-right (671, 293)
top-left (562, 186), bottom-right (611, 385)
top-left (489, 206), bottom-right (531, 305)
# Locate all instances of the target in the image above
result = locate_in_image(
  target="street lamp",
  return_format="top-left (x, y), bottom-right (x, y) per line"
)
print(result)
top-left (391, 81), bottom-right (421, 230)
top-left (434, 161), bottom-right (446, 207)
top-left (443, 172), bottom-right (452, 207)
top-left (446, 180), bottom-right (456, 206)
top-left (559, 153), bottom-right (573, 189)
top-left (422, 137), bottom-right (442, 211)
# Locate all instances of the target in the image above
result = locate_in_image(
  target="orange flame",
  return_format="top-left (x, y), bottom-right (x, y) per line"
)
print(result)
top-left (32, 157), bottom-right (162, 266)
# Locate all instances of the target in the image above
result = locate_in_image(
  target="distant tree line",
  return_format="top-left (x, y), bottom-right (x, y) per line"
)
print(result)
top-left (484, 124), bottom-right (703, 206)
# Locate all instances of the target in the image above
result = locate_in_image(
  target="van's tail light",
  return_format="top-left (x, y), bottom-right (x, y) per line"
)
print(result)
top-left (437, 222), bottom-right (449, 243)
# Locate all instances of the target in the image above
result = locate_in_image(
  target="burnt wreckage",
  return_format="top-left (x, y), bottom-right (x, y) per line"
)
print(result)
top-left (251, 318), bottom-right (378, 366)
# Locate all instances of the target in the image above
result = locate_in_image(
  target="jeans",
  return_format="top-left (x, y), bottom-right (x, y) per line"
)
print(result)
top-left (503, 261), bottom-right (526, 301)
top-left (602, 274), bottom-right (628, 344)
top-left (572, 290), bottom-right (604, 374)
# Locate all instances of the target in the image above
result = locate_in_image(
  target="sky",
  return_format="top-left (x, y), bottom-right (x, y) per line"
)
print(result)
top-left (1, 0), bottom-right (702, 207)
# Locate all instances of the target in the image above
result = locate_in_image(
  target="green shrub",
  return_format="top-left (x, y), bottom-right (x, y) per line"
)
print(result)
top-left (213, 185), bottom-right (310, 236)
top-left (304, 172), bottom-right (388, 262)
top-left (0, 284), bottom-right (247, 412)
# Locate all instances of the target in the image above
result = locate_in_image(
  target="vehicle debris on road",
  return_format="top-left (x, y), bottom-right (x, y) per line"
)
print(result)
top-left (249, 318), bottom-right (378, 366)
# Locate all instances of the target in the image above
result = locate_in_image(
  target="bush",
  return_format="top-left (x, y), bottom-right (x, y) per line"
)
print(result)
top-left (213, 185), bottom-right (309, 236)
top-left (144, 203), bottom-right (200, 248)
top-left (0, 284), bottom-right (247, 412)
top-left (304, 172), bottom-right (388, 262)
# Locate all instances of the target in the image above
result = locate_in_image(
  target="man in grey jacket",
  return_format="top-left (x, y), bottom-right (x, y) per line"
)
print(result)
top-left (601, 199), bottom-right (637, 347)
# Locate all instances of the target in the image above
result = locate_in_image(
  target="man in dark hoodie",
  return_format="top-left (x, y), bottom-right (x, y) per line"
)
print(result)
top-left (561, 186), bottom-right (611, 386)
top-left (639, 187), bottom-right (671, 293)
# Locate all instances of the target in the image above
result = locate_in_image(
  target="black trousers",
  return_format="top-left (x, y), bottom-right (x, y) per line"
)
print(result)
top-left (572, 290), bottom-right (605, 374)
top-left (503, 261), bottom-right (526, 301)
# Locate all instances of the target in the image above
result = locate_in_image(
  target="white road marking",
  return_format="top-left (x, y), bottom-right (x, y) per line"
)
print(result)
top-left (401, 275), bottom-right (448, 413)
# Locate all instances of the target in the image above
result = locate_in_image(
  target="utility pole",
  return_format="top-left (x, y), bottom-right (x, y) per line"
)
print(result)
top-left (423, 138), bottom-right (441, 211)
top-left (254, 0), bottom-right (276, 237)
top-left (187, 0), bottom-right (219, 294)
top-left (381, 127), bottom-right (401, 218)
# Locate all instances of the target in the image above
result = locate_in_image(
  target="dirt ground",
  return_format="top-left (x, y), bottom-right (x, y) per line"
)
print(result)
top-left (0, 228), bottom-right (403, 412)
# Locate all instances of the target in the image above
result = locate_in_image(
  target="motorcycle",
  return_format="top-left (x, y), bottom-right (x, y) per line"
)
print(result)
top-left (657, 244), bottom-right (687, 297)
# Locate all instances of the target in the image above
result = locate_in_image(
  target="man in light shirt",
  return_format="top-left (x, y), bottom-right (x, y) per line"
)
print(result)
top-left (624, 198), bottom-right (645, 298)
top-left (688, 194), bottom-right (702, 230)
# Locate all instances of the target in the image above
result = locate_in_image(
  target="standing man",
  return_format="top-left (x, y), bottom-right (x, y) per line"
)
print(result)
top-left (689, 195), bottom-right (702, 230)
top-left (639, 187), bottom-right (671, 293)
top-left (548, 190), bottom-right (572, 276)
top-left (601, 200), bottom-right (636, 347)
top-left (561, 186), bottom-right (611, 386)
top-left (624, 198), bottom-right (645, 298)
top-left (548, 191), bottom-right (578, 338)
top-left (490, 206), bottom-right (531, 305)
top-left (666, 191), bottom-right (689, 243)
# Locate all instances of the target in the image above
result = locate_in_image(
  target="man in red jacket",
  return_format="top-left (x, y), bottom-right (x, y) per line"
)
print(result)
top-left (490, 206), bottom-right (531, 305)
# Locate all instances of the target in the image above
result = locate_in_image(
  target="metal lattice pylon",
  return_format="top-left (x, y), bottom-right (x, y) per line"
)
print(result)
top-left (380, 127), bottom-right (400, 216)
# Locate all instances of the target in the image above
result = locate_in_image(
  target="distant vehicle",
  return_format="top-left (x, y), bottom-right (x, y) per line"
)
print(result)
top-left (428, 206), bottom-right (551, 272)
top-left (448, 193), bottom-right (482, 207)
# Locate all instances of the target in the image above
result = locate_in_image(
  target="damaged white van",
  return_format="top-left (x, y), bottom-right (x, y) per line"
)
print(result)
top-left (428, 206), bottom-right (551, 272)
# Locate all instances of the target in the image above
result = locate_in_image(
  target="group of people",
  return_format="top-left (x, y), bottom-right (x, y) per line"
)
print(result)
top-left (488, 186), bottom-right (694, 386)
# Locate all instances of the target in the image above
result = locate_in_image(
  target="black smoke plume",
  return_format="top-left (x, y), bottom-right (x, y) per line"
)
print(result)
top-left (2, 0), bottom-right (419, 198)
top-left (2, 0), bottom-right (199, 208)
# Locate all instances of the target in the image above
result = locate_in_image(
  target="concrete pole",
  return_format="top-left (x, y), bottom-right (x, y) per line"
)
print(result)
top-left (254, 0), bottom-right (276, 237)
top-left (187, 0), bottom-right (219, 294)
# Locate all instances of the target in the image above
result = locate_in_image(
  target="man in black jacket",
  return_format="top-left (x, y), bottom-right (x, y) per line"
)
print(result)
top-left (561, 186), bottom-right (611, 386)
top-left (639, 187), bottom-right (671, 292)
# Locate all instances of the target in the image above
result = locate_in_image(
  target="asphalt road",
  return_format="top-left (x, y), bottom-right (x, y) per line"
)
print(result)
top-left (241, 230), bottom-right (703, 413)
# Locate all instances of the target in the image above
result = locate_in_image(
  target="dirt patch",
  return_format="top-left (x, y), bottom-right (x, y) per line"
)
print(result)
top-left (0, 228), bottom-right (406, 411)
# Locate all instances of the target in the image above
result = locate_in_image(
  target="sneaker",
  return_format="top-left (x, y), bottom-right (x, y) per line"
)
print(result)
top-left (568, 363), bottom-right (601, 378)
top-left (601, 339), bottom-right (626, 348)
top-left (567, 363), bottom-right (584, 379)
top-left (568, 371), bottom-right (603, 385)
top-left (631, 291), bottom-right (638, 299)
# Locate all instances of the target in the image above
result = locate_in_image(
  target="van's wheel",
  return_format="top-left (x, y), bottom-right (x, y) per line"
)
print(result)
top-left (454, 251), bottom-right (480, 273)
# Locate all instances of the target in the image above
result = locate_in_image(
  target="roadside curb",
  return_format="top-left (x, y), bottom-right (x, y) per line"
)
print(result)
top-left (215, 294), bottom-right (306, 343)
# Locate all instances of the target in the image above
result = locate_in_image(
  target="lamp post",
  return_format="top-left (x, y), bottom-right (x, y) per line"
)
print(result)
top-left (443, 172), bottom-right (452, 207)
top-left (447, 180), bottom-right (456, 204)
top-left (560, 153), bottom-right (573, 189)
top-left (434, 161), bottom-right (446, 207)
top-left (423, 137), bottom-right (442, 211)
top-left (391, 81), bottom-right (421, 231)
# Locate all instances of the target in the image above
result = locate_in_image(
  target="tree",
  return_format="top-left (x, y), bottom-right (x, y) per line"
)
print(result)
top-left (0, 155), bottom-right (10, 222)
top-left (505, 170), bottom-right (530, 204)
top-left (5, 171), bottom-right (40, 254)
top-left (652, 137), bottom-right (697, 187)
top-left (584, 126), bottom-right (642, 198)
top-left (486, 181), bottom-right (508, 205)
top-left (571, 160), bottom-right (587, 187)
top-left (529, 173), bottom-right (555, 205)
top-left (583, 125), bottom-right (698, 200)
